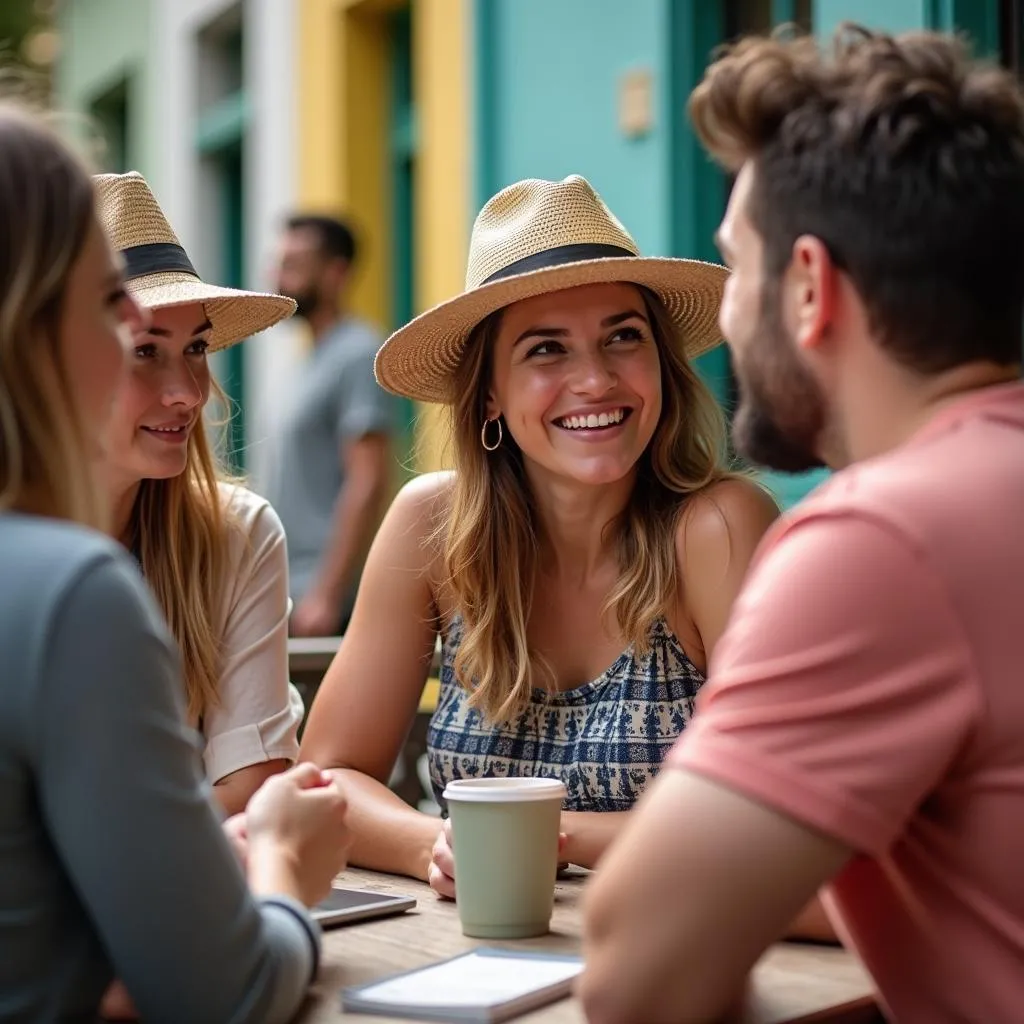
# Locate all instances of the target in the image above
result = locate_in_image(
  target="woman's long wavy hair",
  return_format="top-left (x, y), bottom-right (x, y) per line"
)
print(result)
top-left (441, 287), bottom-right (737, 723)
top-left (0, 103), bottom-right (107, 530)
top-left (124, 376), bottom-right (237, 724)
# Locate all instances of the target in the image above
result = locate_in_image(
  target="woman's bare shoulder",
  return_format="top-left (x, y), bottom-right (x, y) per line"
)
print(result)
top-left (395, 470), bottom-right (455, 511)
top-left (387, 471), bottom-right (455, 543)
top-left (366, 471), bottom-right (454, 582)
top-left (674, 475), bottom-right (781, 574)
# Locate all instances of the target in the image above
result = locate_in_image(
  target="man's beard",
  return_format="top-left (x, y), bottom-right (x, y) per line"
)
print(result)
top-left (290, 286), bottom-right (320, 320)
top-left (731, 287), bottom-right (828, 474)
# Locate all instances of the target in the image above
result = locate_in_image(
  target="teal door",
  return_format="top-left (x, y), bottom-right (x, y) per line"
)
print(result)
top-left (218, 140), bottom-right (246, 472)
top-left (390, 4), bottom-right (416, 468)
top-left (196, 84), bottom-right (248, 474)
top-left (672, 0), bottom-right (827, 507)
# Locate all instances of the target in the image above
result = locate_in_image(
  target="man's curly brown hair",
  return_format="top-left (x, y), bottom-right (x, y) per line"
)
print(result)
top-left (689, 23), bottom-right (1024, 372)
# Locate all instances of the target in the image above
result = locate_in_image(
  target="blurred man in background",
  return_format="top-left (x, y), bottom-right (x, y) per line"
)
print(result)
top-left (269, 215), bottom-right (398, 637)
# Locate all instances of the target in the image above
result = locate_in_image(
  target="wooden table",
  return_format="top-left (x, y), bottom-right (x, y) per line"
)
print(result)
top-left (298, 869), bottom-right (879, 1024)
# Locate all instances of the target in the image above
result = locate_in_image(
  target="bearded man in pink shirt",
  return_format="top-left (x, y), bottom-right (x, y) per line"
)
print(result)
top-left (581, 23), bottom-right (1024, 1024)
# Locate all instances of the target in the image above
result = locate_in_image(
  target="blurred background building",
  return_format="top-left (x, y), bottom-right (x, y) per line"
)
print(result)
top-left (24, 0), bottom-right (1022, 503)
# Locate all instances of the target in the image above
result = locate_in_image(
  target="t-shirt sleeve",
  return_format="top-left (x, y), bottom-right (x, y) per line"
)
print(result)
top-left (335, 340), bottom-right (399, 443)
top-left (669, 512), bottom-right (980, 856)
top-left (33, 553), bottom-right (319, 1024)
top-left (203, 496), bottom-right (302, 784)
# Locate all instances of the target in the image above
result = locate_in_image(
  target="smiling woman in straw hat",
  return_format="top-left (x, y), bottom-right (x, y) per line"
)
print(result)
top-left (301, 174), bottom-right (779, 894)
top-left (93, 171), bottom-right (303, 817)
top-left (0, 100), bottom-right (349, 1022)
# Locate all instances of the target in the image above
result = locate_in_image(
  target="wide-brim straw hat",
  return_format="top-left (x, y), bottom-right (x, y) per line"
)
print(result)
top-left (93, 171), bottom-right (295, 351)
top-left (375, 174), bottom-right (728, 403)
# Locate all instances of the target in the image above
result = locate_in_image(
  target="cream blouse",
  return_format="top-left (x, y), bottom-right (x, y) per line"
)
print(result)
top-left (200, 484), bottom-right (303, 784)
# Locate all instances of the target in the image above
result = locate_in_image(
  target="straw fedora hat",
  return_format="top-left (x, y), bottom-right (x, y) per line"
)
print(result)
top-left (374, 174), bottom-right (727, 404)
top-left (93, 171), bottom-right (295, 351)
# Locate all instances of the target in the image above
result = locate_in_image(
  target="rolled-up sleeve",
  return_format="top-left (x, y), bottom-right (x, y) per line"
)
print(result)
top-left (203, 490), bottom-right (303, 784)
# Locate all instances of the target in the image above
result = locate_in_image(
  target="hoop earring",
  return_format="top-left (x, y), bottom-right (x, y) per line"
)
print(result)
top-left (480, 417), bottom-right (503, 451)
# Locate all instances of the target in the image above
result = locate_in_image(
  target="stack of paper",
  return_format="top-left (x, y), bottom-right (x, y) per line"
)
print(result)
top-left (341, 948), bottom-right (584, 1022)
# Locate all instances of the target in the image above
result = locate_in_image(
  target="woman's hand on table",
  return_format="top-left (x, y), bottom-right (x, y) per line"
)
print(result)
top-left (558, 810), bottom-right (630, 870)
top-left (222, 812), bottom-right (248, 869)
top-left (246, 761), bottom-right (352, 906)
top-left (427, 818), bottom-right (569, 900)
top-left (427, 818), bottom-right (457, 899)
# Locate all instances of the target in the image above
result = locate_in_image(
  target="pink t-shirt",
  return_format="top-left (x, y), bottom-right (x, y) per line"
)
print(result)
top-left (670, 381), bottom-right (1024, 1023)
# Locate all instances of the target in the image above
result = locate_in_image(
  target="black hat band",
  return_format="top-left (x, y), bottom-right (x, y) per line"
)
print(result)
top-left (122, 242), bottom-right (199, 282)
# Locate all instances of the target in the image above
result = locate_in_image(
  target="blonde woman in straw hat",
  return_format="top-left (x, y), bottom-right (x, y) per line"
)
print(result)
top-left (0, 101), bottom-right (348, 1021)
top-left (92, 171), bottom-right (304, 816)
top-left (300, 174), bottom-right (779, 895)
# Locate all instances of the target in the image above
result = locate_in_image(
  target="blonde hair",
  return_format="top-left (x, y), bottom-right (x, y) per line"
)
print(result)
top-left (0, 102), bottom-right (107, 529)
top-left (443, 287), bottom-right (736, 722)
top-left (125, 379), bottom-right (237, 723)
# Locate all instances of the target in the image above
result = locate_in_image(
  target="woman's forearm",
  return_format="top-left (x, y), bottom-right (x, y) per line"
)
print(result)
top-left (213, 759), bottom-right (291, 818)
top-left (328, 768), bottom-right (440, 880)
top-left (561, 810), bottom-right (632, 869)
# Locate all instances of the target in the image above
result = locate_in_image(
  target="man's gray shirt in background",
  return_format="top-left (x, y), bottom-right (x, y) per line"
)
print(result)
top-left (0, 515), bottom-right (320, 1023)
top-left (267, 315), bottom-right (399, 609)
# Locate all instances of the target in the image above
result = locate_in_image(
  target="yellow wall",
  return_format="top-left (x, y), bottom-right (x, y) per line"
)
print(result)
top-left (298, 0), bottom-right (470, 470)
top-left (297, 0), bottom-right (391, 332)
top-left (412, 0), bottom-right (471, 470)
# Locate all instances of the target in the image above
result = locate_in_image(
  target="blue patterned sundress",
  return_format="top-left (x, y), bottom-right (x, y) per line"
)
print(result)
top-left (427, 616), bottom-right (705, 813)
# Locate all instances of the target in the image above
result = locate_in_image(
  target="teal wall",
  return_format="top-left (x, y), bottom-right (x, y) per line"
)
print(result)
top-left (814, 0), bottom-right (930, 36)
top-left (815, 0), bottom-right (998, 49)
top-left (56, 0), bottom-right (156, 181)
top-left (476, 0), bottom-right (672, 257)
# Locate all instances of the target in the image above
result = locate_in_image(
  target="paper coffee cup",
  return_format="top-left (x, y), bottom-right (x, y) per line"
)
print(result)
top-left (443, 777), bottom-right (567, 939)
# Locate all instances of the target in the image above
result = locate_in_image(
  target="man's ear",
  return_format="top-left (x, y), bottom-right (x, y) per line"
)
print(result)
top-left (788, 235), bottom-right (836, 353)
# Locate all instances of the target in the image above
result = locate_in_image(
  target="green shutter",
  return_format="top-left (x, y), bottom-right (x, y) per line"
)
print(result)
top-left (195, 87), bottom-right (248, 473)
top-left (926, 0), bottom-right (999, 53)
top-left (390, 5), bottom-right (416, 464)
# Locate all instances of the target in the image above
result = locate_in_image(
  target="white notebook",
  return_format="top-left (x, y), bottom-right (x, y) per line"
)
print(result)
top-left (341, 948), bottom-right (583, 1023)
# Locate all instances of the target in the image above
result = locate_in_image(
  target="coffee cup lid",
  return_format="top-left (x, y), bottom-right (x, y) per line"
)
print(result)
top-left (443, 777), bottom-right (568, 803)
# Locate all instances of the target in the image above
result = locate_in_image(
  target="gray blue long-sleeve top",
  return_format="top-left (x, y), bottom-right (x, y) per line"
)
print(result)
top-left (0, 513), bottom-right (321, 1023)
